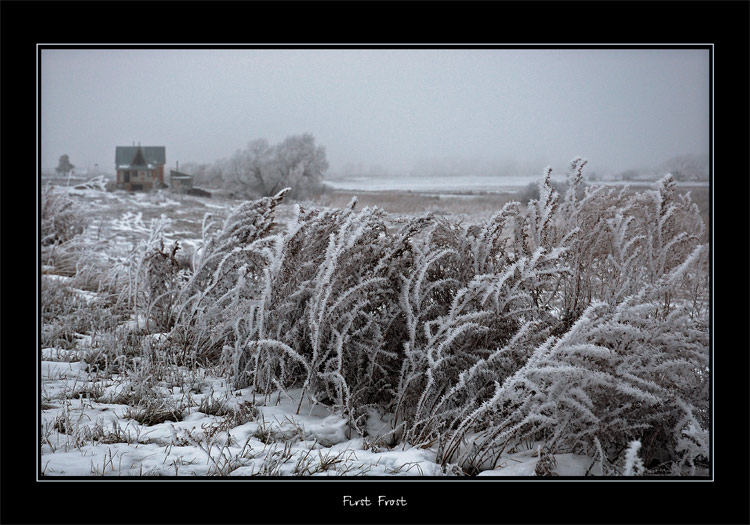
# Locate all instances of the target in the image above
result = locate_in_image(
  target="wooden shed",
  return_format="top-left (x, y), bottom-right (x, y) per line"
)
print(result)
top-left (169, 170), bottom-right (194, 193)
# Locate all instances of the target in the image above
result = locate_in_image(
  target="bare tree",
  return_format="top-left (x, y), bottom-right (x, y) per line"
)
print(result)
top-left (661, 153), bottom-right (709, 181)
top-left (228, 139), bottom-right (272, 195)
top-left (228, 134), bottom-right (328, 198)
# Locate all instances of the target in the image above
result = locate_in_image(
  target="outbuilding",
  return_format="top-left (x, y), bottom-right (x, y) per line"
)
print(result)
top-left (169, 170), bottom-right (194, 193)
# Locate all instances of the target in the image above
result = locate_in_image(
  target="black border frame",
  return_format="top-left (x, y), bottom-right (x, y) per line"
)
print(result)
top-left (3, 1), bottom-right (748, 524)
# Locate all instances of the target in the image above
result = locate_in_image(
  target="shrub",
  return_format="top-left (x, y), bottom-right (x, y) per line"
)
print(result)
top-left (41, 185), bottom-right (87, 247)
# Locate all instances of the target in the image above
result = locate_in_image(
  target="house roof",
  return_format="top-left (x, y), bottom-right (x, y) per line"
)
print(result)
top-left (169, 170), bottom-right (193, 179)
top-left (115, 146), bottom-right (166, 166)
top-left (118, 164), bottom-right (158, 170)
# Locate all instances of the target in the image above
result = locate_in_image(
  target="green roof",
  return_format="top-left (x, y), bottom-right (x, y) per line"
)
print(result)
top-left (115, 146), bottom-right (166, 166)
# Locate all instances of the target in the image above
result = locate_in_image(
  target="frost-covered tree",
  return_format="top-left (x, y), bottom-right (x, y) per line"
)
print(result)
top-left (226, 134), bottom-right (329, 199)
top-left (55, 154), bottom-right (75, 178)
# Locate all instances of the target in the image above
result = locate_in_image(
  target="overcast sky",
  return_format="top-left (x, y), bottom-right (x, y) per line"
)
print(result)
top-left (41, 48), bottom-right (709, 177)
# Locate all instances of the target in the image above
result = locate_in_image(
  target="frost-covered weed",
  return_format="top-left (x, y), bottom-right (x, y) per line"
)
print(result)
top-left (169, 190), bottom-right (289, 363)
top-left (41, 184), bottom-right (118, 292)
top-left (169, 168), bottom-right (707, 473)
top-left (41, 184), bottom-right (87, 248)
top-left (45, 163), bottom-right (708, 475)
top-left (623, 439), bottom-right (645, 476)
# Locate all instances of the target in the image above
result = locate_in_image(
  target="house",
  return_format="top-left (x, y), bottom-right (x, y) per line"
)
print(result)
top-left (115, 145), bottom-right (166, 191)
top-left (169, 170), bottom-right (193, 193)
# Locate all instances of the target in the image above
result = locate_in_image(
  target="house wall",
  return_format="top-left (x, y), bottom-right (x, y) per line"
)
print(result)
top-left (117, 167), bottom-right (162, 191)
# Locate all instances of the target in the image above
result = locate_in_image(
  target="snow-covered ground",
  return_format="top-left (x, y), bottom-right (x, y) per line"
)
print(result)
top-left (40, 374), bottom-right (443, 477)
top-left (40, 353), bottom-right (590, 477)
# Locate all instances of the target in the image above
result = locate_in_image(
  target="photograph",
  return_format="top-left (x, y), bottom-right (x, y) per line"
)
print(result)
top-left (38, 46), bottom-right (711, 479)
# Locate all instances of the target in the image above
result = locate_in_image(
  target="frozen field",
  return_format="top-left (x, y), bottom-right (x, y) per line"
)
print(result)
top-left (40, 184), bottom-right (583, 477)
top-left (37, 186), bottom-right (458, 477)
top-left (39, 174), bottom-right (709, 478)
top-left (323, 174), bottom-right (709, 193)
top-left (323, 174), bottom-right (552, 193)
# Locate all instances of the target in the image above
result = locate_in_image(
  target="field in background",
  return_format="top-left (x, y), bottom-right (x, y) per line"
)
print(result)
top-left (41, 173), bottom-right (709, 226)
top-left (313, 184), bottom-right (709, 228)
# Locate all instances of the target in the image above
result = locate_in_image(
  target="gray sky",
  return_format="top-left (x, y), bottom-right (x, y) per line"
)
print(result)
top-left (41, 48), bottom-right (709, 176)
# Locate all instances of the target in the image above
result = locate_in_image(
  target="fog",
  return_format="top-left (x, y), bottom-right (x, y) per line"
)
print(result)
top-left (40, 48), bottom-right (709, 178)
